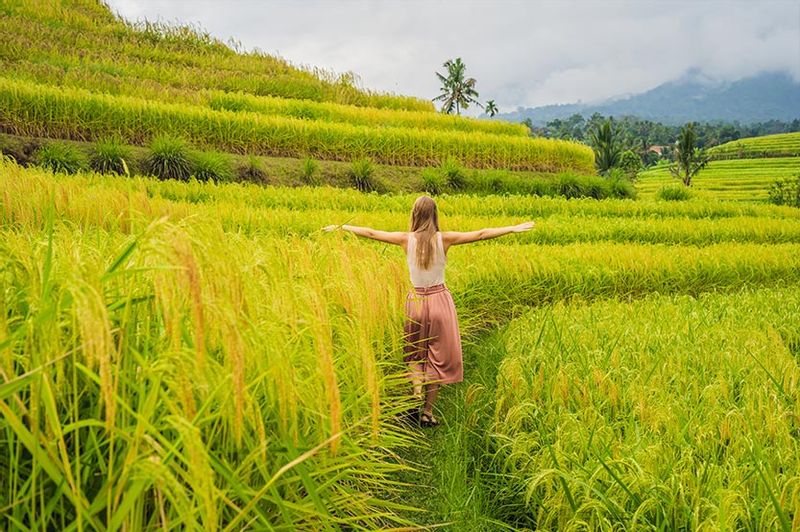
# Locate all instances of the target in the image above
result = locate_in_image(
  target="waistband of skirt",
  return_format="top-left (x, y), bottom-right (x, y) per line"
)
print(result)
top-left (412, 283), bottom-right (447, 295)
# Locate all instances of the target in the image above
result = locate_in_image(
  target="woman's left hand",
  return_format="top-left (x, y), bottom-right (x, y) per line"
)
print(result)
top-left (512, 221), bottom-right (535, 233)
top-left (322, 225), bottom-right (339, 232)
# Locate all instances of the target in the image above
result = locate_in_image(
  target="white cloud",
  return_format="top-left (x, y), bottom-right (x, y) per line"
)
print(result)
top-left (106, 0), bottom-right (800, 114)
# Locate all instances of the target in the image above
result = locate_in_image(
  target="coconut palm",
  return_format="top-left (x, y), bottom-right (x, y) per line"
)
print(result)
top-left (669, 122), bottom-right (709, 186)
top-left (433, 58), bottom-right (481, 115)
top-left (485, 100), bottom-right (498, 117)
top-left (589, 119), bottom-right (622, 175)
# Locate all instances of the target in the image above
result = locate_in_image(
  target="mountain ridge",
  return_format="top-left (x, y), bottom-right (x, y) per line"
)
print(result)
top-left (497, 70), bottom-right (800, 126)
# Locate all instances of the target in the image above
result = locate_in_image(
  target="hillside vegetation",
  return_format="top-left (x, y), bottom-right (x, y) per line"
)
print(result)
top-left (0, 0), bottom-right (430, 111)
top-left (0, 0), bottom-right (595, 184)
top-left (0, 77), bottom-right (594, 172)
top-left (709, 131), bottom-right (800, 159)
top-left (636, 157), bottom-right (800, 201)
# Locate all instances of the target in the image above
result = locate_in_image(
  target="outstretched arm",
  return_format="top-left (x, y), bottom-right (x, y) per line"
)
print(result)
top-left (442, 222), bottom-right (534, 247)
top-left (323, 224), bottom-right (407, 246)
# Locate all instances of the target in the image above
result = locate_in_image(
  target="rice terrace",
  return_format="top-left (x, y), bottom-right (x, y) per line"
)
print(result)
top-left (1, 0), bottom-right (799, 530)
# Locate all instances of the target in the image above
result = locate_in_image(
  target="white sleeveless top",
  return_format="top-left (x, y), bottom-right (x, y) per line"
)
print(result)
top-left (406, 232), bottom-right (446, 288)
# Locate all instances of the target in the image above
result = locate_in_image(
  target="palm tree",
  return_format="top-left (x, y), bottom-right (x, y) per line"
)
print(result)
top-left (669, 122), bottom-right (709, 186)
top-left (485, 100), bottom-right (498, 117)
top-left (433, 58), bottom-right (481, 115)
top-left (589, 119), bottom-right (622, 175)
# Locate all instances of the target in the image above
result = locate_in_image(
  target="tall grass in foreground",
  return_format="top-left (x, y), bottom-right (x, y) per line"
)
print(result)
top-left (493, 289), bottom-right (800, 530)
top-left (0, 214), bottom-right (420, 528)
top-left (4, 161), bottom-right (800, 528)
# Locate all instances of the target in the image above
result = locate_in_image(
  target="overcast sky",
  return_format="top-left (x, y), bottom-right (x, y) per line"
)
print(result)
top-left (108, 0), bottom-right (800, 115)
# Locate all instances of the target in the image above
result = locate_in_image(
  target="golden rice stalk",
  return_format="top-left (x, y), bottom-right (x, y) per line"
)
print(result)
top-left (71, 280), bottom-right (116, 431)
top-left (224, 321), bottom-right (246, 447)
top-left (307, 288), bottom-right (342, 455)
top-left (170, 236), bottom-right (206, 370)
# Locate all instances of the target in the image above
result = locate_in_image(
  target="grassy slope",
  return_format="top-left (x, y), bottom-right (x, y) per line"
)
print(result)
top-left (0, 76), bottom-right (595, 173)
top-left (0, 1), bottom-right (598, 177)
top-left (0, 132), bottom-right (601, 197)
top-left (0, 0), bottom-right (431, 111)
top-left (636, 157), bottom-right (800, 201)
top-left (709, 131), bottom-right (800, 159)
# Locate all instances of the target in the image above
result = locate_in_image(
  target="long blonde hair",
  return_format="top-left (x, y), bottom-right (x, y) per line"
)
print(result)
top-left (409, 196), bottom-right (440, 269)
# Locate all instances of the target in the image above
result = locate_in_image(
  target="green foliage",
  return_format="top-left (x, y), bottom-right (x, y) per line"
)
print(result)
top-left (608, 176), bottom-right (637, 199)
top-left (589, 119), bottom-right (622, 175)
top-left (89, 137), bottom-right (131, 175)
top-left (421, 168), bottom-right (446, 195)
top-left (349, 158), bottom-right (377, 192)
top-left (768, 173), bottom-right (800, 207)
top-left (191, 150), bottom-right (233, 182)
top-left (144, 135), bottom-right (193, 181)
top-left (657, 184), bottom-right (693, 201)
top-left (485, 99), bottom-right (498, 117)
top-left (618, 149), bottom-right (643, 181)
top-left (208, 91), bottom-right (527, 137)
top-left (35, 142), bottom-right (86, 174)
top-left (637, 157), bottom-right (800, 201)
top-left (0, 2), bottom-right (432, 111)
top-left (237, 155), bottom-right (268, 183)
top-left (710, 131), bottom-right (800, 160)
top-left (494, 289), bottom-right (800, 529)
top-left (5, 158), bottom-right (800, 528)
top-left (535, 113), bottom-right (798, 151)
top-left (299, 157), bottom-right (319, 185)
top-left (439, 157), bottom-right (466, 190)
top-left (433, 58), bottom-right (481, 115)
top-left (554, 173), bottom-right (604, 199)
top-left (0, 77), bottom-right (595, 174)
top-left (669, 123), bottom-right (709, 186)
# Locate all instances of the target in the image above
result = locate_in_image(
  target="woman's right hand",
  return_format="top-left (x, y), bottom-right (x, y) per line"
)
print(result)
top-left (512, 221), bottom-right (535, 233)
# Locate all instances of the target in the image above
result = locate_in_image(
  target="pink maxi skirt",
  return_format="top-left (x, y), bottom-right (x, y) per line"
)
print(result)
top-left (403, 284), bottom-right (464, 384)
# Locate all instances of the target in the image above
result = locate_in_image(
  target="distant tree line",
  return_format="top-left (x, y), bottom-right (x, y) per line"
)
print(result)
top-left (523, 113), bottom-right (800, 166)
top-left (583, 117), bottom-right (710, 187)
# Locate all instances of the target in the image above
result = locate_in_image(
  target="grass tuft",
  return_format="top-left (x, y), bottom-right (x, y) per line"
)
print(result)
top-left (35, 142), bottom-right (86, 174)
top-left (192, 150), bottom-right (233, 182)
top-left (299, 157), bottom-right (319, 185)
top-left (440, 157), bottom-right (466, 191)
top-left (657, 184), bottom-right (693, 201)
top-left (349, 158), bottom-right (377, 192)
top-left (421, 168), bottom-right (446, 195)
top-left (90, 137), bottom-right (132, 175)
top-left (144, 135), bottom-right (194, 181)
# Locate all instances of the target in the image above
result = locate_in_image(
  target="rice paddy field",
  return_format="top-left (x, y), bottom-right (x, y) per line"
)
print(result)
top-left (0, 0), bottom-right (432, 111)
top-left (0, 0), bottom-right (594, 176)
top-left (2, 158), bottom-right (800, 530)
top-left (636, 157), bottom-right (800, 201)
top-left (2, 0), bottom-right (800, 530)
top-left (709, 132), bottom-right (800, 160)
top-left (0, 77), bottom-right (593, 173)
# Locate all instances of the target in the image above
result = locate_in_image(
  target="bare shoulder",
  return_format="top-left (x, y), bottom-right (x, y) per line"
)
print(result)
top-left (440, 231), bottom-right (459, 251)
top-left (399, 231), bottom-right (411, 252)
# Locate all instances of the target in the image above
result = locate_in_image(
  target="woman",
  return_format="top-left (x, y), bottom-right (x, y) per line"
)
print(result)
top-left (324, 196), bottom-right (534, 427)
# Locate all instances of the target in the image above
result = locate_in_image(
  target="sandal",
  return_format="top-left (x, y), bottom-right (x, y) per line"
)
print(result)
top-left (398, 407), bottom-right (420, 426)
top-left (420, 412), bottom-right (440, 428)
